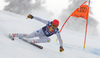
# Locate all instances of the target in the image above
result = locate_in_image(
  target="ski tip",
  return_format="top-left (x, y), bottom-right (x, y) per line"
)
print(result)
top-left (40, 46), bottom-right (43, 49)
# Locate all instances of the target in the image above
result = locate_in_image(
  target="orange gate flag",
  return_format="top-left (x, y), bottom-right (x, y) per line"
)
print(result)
top-left (56, 1), bottom-right (90, 49)
top-left (71, 5), bottom-right (89, 20)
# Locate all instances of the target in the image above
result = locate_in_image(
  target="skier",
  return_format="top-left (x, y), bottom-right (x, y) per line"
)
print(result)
top-left (9, 14), bottom-right (64, 52)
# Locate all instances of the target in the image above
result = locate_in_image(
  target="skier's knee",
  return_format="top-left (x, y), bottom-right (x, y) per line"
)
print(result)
top-left (47, 39), bottom-right (51, 42)
top-left (23, 34), bottom-right (27, 36)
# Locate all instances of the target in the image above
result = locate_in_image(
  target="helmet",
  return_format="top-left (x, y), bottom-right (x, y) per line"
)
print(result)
top-left (52, 19), bottom-right (59, 26)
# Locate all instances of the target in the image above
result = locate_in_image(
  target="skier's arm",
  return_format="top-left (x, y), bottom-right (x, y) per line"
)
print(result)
top-left (56, 31), bottom-right (63, 46)
top-left (27, 14), bottom-right (49, 24)
top-left (56, 31), bottom-right (64, 52)
top-left (33, 16), bottom-right (49, 24)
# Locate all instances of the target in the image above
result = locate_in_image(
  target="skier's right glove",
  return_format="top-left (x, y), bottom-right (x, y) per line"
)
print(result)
top-left (27, 14), bottom-right (34, 19)
top-left (60, 46), bottom-right (64, 52)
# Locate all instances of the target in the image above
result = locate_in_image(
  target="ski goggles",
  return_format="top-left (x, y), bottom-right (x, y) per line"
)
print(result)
top-left (52, 23), bottom-right (58, 28)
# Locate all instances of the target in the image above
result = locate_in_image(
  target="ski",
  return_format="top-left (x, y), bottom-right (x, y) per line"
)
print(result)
top-left (19, 38), bottom-right (43, 49)
top-left (9, 34), bottom-right (43, 49)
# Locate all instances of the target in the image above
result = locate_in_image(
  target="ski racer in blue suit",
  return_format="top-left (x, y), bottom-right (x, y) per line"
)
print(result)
top-left (10, 14), bottom-right (64, 52)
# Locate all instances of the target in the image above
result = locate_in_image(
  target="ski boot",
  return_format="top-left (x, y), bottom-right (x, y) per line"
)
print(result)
top-left (9, 33), bottom-right (18, 40)
top-left (9, 34), bottom-right (14, 40)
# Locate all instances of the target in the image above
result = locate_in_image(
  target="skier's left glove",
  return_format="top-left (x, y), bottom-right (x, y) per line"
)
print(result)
top-left (60, 46), bottom-right (64, 52)
top-left (27, 14), bottom-right (34, 19)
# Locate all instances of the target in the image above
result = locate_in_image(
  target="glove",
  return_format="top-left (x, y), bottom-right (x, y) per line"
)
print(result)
top-left (27, 14), bottom-right (34, 19)
top-left (60, 46), bottom-right (64, 52)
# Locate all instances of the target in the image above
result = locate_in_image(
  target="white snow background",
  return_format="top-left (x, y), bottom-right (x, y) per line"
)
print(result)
top-left (0, 10), bottom-right (100, 58)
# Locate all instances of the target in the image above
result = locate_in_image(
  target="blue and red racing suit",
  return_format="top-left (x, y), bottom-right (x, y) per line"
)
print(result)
top-left (33, 16), bottom-right (63, 46)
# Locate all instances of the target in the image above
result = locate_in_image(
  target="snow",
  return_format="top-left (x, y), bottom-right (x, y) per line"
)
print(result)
top-left (0, 10), bottom-right (100, 58)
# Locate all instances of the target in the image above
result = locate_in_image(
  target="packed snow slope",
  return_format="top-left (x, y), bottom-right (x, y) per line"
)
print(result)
top-left (0, 11), bottom-right (100, 58)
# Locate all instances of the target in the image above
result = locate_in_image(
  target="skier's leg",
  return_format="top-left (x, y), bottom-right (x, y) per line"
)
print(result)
top-left (12, 30), bottom-right (41, 38)
top-left (32, 36), bottom-right (51, 43)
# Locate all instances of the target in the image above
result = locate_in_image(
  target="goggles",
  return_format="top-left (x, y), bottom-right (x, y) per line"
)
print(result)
top-left (52, 23), bottom-right (58, 28)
